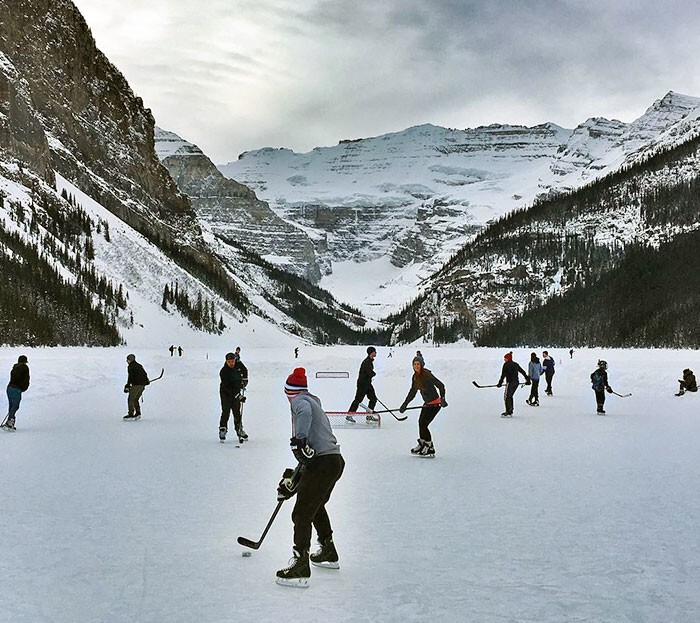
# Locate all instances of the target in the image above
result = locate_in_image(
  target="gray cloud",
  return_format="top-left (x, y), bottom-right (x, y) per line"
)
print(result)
top-left (73, 0), bottom-right (700, 162)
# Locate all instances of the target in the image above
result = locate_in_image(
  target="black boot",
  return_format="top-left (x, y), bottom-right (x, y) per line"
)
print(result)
top-left (276, 548), bottom-right (310, 588)
top-left (310, 537), bottom-right (339, 569)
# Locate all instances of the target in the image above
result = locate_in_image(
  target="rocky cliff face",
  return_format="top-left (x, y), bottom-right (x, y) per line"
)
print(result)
top-left (219, 92), bottom-right (700, 316)
top-left (0, 0), bottom-right (227, 277)
top-left (154, 128), bottom-right (324, 282)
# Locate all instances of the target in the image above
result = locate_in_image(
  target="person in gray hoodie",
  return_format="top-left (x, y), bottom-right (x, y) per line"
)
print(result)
top-left (275, 367), bottom-right (345, 588)
top-left (526, 352), bottom-right (543, 406)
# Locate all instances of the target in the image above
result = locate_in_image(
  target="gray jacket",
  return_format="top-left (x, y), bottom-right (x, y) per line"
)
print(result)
top-left (289, 392), bottom-right (341, 457)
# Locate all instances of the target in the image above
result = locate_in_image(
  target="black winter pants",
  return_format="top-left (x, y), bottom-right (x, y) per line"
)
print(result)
top-left (349, 384), bottom-right (377, 412)
top-left (418, 404), bottom-right (441, 441)
top-left (219, 390), bottom-right (242, 430)
top-left (545, 370), bottom-right (554, 394)
top-left (292, 454), bottom-right (345, 551)
top-left (504, 381), bottom-right (519, 414)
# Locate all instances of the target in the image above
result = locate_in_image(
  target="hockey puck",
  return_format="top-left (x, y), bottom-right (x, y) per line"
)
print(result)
top-left (242, 551), bottom-right (252, 557)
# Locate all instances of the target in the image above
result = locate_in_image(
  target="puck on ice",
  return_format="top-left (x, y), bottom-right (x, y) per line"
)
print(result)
top-left (242, 551), bottom-right (252, 557)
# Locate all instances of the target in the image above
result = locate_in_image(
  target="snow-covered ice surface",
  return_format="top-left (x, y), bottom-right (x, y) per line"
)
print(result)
top-left (2, 344), bottom-right (699, 622)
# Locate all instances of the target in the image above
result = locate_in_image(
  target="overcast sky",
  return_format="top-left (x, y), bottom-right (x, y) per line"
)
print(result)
top-left (72, 0), bottom-right (700, 163)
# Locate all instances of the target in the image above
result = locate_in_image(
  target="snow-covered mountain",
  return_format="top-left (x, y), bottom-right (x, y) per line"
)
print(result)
top-left (0, 0), bottom-right (375, 346)
top-left (154, 128), bottom-right (325, 282)
top-left (219, 91), bottom-right (700, 316)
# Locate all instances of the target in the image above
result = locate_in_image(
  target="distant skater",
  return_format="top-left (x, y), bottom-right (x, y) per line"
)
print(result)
top-left (415, 350), bottom-right (425, 366)
top-left (590, 360), bottom-right (613, 414)
top-left (2, 355), bottom-right (30, 432)
top-left (526, 352), bottom-right (543, 406)
top-left (219, 351), bottom-right (249, 442)
top-left (178, 346), bottom-right (183, 357)
top-left (347, 347), bottom-right (379, 423)
top-left (123, 354), bottom-right (149, 421)
top-left (676, 368), bottom-right (697, 396)
top-left (497, 352), bottom-right (530, 417)
top-left (169, 344), bottom-right (175, 357)
top-left (399, 356), bottom-right (447, 457)
top-left (542, 351), bottom-right (555, 396)
top-left (294, 347), bottom-right (299, 359)
top-left (569, 348), bottom-right (574, 359)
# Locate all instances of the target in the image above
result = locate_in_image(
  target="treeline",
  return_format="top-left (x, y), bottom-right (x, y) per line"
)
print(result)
top-left (476, 229), bottom-right (700, 348)
top-left (161, 281), bottom-right (226, 334)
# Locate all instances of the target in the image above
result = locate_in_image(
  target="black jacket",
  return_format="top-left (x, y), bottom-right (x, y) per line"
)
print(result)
top-left (356, 356), bottom-right (376, 389)
top-left (220, 360), bottom-right (248, 397)
top-left (127, 361), bottom-right (149, 386)
top-left (8, 362), bottom-right (30, 392)
top-left (499, 360), bottom-right (528, 385)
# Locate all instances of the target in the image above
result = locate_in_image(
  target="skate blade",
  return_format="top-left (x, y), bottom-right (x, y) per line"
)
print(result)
top-left (311, 561), bottom-right (340, 569)
top-left (275, 577), bottom-right (310, 588)
top-left (1, 425), bottom-right (16, 432)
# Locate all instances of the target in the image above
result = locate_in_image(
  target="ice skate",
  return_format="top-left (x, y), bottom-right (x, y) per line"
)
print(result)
top-left (276, 548), bottom-right (310, 588)
top-left (310, 537), bottom-right (339, 569)
top-left (410, 439), bottom-right (425, 455)
top-left (419, 440), bottom-right (436, 458)
top-left (219, 426), bottom-right (227, 441)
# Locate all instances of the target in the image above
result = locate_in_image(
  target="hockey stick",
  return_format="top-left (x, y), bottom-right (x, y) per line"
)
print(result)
top-left (149, 368), bottom-right (164, 383)
top-left (376, 398), bottom-right (407, 421)
top-left (359, 404), bottom-right (425, 414)
top-left (472, 381), bottom-right (529, 389)
top-left (612, 391), bottom-right (632, 398)
top-left (237, 464), bottom-right (302, 550)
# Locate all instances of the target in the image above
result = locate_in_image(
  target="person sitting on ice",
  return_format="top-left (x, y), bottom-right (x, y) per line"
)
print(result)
top-left (676, 368), bottom-right (698, 396)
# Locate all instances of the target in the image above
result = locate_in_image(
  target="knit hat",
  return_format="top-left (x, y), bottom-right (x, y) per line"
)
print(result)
top-left (367, 346), bottom-right (377, 355)
top-left (412, 356), bottom-right (423, 366)
top-left (225, 352), bottom-right (236, 361)
top-left (504, 352), bottom-right (513, 361)
top-left (284, 367), bottom-right (308, 395)
top-left (126, 354), bottom-right (136, 362)
top-left (17, 355), bottom-right (28, 364)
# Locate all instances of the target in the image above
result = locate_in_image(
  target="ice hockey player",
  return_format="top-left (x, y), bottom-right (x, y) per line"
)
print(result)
top-left (123, 354), bottom-right (149, 421)
top-left (347, 346), bottom-right (379, 423)
top-left (542, 350), bottom-right (555, 395)
top-left (526, 352), bottom-right (543, 406)
top-left (399, 356), bottom-right (447, 457)
top-left (2, 355), bottom-right (30, 432)
top-left (675, 368), bottom-right (697, 396)
top-left (497, 352), bottom-right (530, 417)
top-left (590, 360), bottom-right (613, 414)
top-left (219, 351), bottom-right (249, 442)
top-left (276, 367), bottom-right (345, 588)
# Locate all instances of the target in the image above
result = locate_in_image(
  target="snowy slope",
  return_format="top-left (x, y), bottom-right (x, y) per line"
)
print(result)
top-left (219, 92), bottom-right (700, 317)
top-left (1, 345), bottom-right (699, 622)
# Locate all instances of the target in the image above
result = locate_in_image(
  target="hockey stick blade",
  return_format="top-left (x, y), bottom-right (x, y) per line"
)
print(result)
top-left (472, 381), bottom-right (499, 388)
top-left (149, 368), bottom-right (164, 383)
top-left (237, 500), bottom-right (284, 550)
top-left (237, 536), bottom-right (262, 550)
top-left (377, 398), bottom-right (408, 421)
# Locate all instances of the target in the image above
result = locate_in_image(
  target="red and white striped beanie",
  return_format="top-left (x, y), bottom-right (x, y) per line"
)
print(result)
top-left (284, 367), bottom-right (308, 395)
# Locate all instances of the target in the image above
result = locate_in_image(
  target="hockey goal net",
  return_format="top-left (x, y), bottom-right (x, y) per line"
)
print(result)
top-left (315, 371), bottom-right (350, 378)
top-left (326, 411), bottom-right (381, 429)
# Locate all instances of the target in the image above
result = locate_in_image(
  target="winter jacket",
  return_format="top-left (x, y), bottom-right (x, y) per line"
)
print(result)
top-left (499, 360), bottom-right (529, 385)
top-left (219, 360), bottom-right (248, 397)
top-left (542, 357), bottom-right (555, 375)
top-left (126, 361), bottom-right (149, 387)
top-left (402, 369), bottom-right (445, 406)
top-left (289, 391), bottom-right (341, 458)
top-left (682, 370), bottom-right (698, 391)
top-left (356, 356), bottom-right (376, 389)
top-left (528, 360), bottom-right (543, 382)
top-left (8, 362), bottom-right (30, 392)
top-left (590, 368), bottom-right (611, 392)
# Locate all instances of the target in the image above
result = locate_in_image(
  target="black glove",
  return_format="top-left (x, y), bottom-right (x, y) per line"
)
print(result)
top-left (497, 382), bottom-right (502, 388)
top-left (240, 395), bottom-right (247, 403)
top-left (440, 397), bottom-right (448, 408)
top-left (123, 384), bottom-right (130, 393)
top-left (399, 403), bottom-right (407, 414)
top-left (290, 437), bottom-right (315, 465)
top-left (525, 377), bottom-right (531, 385)
top-left (606, 387), bottom-right (613, 394)
top-left (277, 467), bottom-right (300, 501)
top-left (242, 378), bottom-right (249, 388)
